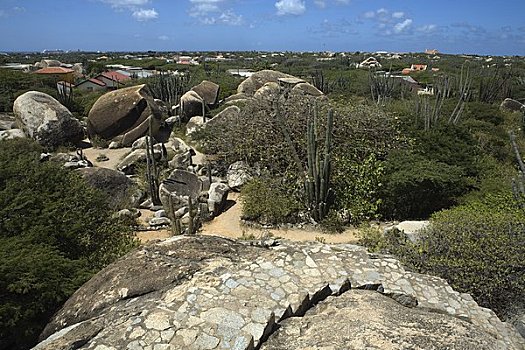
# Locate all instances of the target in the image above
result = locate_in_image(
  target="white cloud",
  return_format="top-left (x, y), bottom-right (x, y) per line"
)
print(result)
top-left (100, 0), bottom-right (150, 8)
top-left (417, 24), bottom-right (437, 33)
top-left (314, 0), bottom-right (326, 8)
top-left (98, 0), bottom-right (158, 21)
top-left (275, 0), bottom-right (306, 16)
top-left (363, 11), bottom-right (375, 19)
top-left (394, 18), bottom-right (412, 33)
top-left (158, 35), bottom-right (169, 41)
top-left (314, 0), bottom-right (350, 8)
top-left (189, 0), bottom-right (243, 26)
top-left (392, 11), bottom-right (404, 19)
top-left (132, 8), bottom-right (158, 21)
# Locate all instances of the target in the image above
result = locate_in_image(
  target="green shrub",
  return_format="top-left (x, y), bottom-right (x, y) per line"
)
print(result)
top-left (399, 194), bottom-right (525, 318)
top-left (0, 138), bottom-right (137, 349)
top-left (241, 177), bottom-right (301, 225)
top-left (380, 150), bottom-right (472, 219)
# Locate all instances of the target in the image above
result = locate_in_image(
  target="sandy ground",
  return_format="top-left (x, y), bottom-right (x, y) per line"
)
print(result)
top-left (81, 146), bottom-right (132, 170)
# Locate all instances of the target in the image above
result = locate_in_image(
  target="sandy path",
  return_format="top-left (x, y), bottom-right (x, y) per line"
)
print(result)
top-left (201, 192), bottom-right (360, 244)
top-left (81, 147), bottom-right (132, 170)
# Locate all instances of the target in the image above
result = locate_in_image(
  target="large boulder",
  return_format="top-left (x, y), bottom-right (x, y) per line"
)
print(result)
top-left (76, 167), bottom-right (137, 209)
top-left (35, 236), bottom-right (524, 350)
top-left (253, 82), bottom-right (281, 100)
top-left (261, 289), bottom-right (505, 350)
top-left (191, 80), bottom-right (220, 106)
top-left (13, 91), bottom-right (84, 149)
top-left (180, 90), bottom-right (205, 122)
top-left (237, 70), bottom-right (294, 96)
top-left (0, 113), bottom-right (16, 130)
top-left (227, 161), bottom-right (254, 191)
top-left (207, 105), bottom-right (241, 127)
top-left (159, 169), bottom-right (203, 214)
top-left (87, 84), bottom-right (163, 147)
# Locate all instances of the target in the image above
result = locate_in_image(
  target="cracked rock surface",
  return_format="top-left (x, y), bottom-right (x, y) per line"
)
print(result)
top-left (34, 235), bottom-right (524, 350)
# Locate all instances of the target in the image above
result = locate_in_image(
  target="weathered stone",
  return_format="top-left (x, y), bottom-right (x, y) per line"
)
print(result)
top-left (0, 128), bottom-right (26, 141)
top-left (237, 70), bottom-right (294, 96)
top-left (186, 116), bottom-right (205, 136)
top-left (87, 85), bottom-right (163, 146)
top-left (191, 80), bottom-right (220, 106)
top-left (0, 113), bottom-right (16, 130)
top-left (207, 106), bottom-right (241, 127)
top-left (292, 82), bottom-right (324, 97)
top-left (261, 290), bottom-right (505, 350)
top-left (180, 90), bottom-right (204, 122)
top-left (149, 217), bottom-right (171, 227)
top-left (35, 236), bottom-right (524, 350)
top-left (393, 221), bottom-right (430, 243)
top-left (77, 167), bottom-right (135, 209)
top-left (254, 82), bottom-right (281, 100)
top-left (207, 182), bottom-right (230, 216)
top-left (159, 170), bottom-right (202, 213)
top-left (116, 146), bottom-right (164, 175)
top-left (227, 161), bottom-right (253, 191)
top-left (13, 91), bottom-right (84, 149)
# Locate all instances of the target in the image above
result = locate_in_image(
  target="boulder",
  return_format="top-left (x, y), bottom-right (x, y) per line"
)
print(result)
top-left (116, 145), bottom-right (165, 175)
top-left (253, 82), bottom-right (281, 100)
top-left (76, 167), bottom-right (136, 209)
top-left (186, 116), bottom-right (205, 136)
top-left (207, 182), bottom-right (230, 216)
top-left (180, 90), bottom-right (205, 122)
top-left (0, 129), bottom-right (26, 141)
top-left (237, 70), bottom-right (294, 96)
top-left (191, 80), bottom-right (220, 106)
top-left (35, 236), bottom-right (524, 350)
top-left (13, 91), bottom-right (84, 149)
top-left (224, 93), bottom-right (250, 104)
top-left (131, 135), bottom-right (158, 151)
top-left (261, 289), bottom-right (505, 350)
top-left (501, 98), bottom-right (525, 112)
top-left (0, 113), bottom-right (16, 130)
top-left (292, 82), bottom-right (324, 97)
top-left (207, 106), bottom-right (241, 128)
top-left (392, 220), bottom-right (430, 243)
top-left (159, 169), bottom-right (202, 215)
top-left (87, 84), bottom-right (163, 147)
top-left (227, 161), bottom-right (253, 191)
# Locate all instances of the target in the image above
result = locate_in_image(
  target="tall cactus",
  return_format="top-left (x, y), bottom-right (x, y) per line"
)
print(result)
top-left (145, 116), bottom-right (162, 205)
top-left (305, 108), bottom-right (334, 222)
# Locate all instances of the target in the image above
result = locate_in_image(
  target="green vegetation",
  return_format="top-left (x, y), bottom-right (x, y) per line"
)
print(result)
top-left (0, 139), bottom-right (137, 349)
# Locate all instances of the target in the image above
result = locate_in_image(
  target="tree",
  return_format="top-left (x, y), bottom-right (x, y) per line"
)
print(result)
top-left (0, 138), bottom-right (137, 349)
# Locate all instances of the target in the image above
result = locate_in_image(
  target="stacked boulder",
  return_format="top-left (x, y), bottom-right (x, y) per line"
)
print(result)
top-left (87, 84), bottom-right (164, 147)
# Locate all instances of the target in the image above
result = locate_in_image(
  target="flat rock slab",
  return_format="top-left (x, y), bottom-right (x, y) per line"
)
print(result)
top-left (34, 236), bottom-right (524, 350)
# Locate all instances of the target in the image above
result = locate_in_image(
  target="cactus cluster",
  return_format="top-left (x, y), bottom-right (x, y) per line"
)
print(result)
top-left (305, 107), bottom-right (334, 222)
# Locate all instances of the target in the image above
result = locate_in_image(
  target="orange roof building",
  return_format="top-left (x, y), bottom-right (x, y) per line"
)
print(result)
top-left (34, 67), bottom-right (75, 83)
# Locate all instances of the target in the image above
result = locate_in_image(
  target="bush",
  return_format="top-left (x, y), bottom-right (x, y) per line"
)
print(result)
top-left (380, 150), bottom-right (472, 219)
top-left (241, 177), bottom-right (301, 225)
top-left (399, 194), bottom-right (525, 318)
top-left (0, 139), bottom-right (137, 349)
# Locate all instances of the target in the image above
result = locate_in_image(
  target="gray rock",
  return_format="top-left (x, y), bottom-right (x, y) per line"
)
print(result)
top-left (292, 82), bottom-right (324, 97)
top-left (131, 136), bottom-right (157, 150)
top-left (501, 98), bottom-right (525, 112)
top-left (0, 113), bottom-right (16, 130)
top-left (13, 91), bottom-right (84, 149)
top-left (149, 217), bottom-right (171, 227)
top-left (393, 221), bottom-right (430, 243)
top-left (208, 182), bottom-right (230, 216)
top-left (237, 70), bottom-right (294, 96)
top-left (261, 290), bottom-right (504, 350)
top-left (35, 236), bottom-right (524, 350)
top-left (77, 167), bottom-right (136, 209)
top-left (116, 149), bottom-right (147, 175)
top-left (253, 82), bottom-right (281, 100)
top-left (0, 128), bottom-right (26, 141)
top-left (186, 116), bottom-right (205, 136)
top-left (87, 84), bottom-right (163, 147)
top-left (208, 106), bottom-right (241, 127)
top-left (227, 161), bottom-right (253, 191)
top-left (191, 80), bottom-right (220, 106)
top-left (154, 210), bottom-right (167, 218)
top-left (180, 90), bottom-right (205, 122)
top-left (159, 169), bottom-right (202, 213)
top-left (108, 141), bottom-right (121, 149)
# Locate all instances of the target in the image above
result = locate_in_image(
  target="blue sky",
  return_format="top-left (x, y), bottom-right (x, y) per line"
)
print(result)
top-left (0, 0), bottom-right (524, 55)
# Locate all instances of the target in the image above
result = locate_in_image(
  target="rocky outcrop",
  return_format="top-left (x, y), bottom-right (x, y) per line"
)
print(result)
top-left (261, 289), bottom-right (503, 350)
top-left (159, 169), bottom-right (203, 213)
top-left (13, 91), bottom-right (84, 149)
top-left (0, 129), bottom-right (26, 141)
top-left (237, 70), bottom-right (294, 96)
top-left (227, 161), bottom-right (254, 191)
top-left (35, 236), bottom-right (524, 350)
top-left (180, 90), bottom-right (205, 122)
top-left (191, 80), bottom-right (220, 106)
top-left (77, 167), bottom-right (137, 209)
top-left (87, 84), bottom-right (163, 147)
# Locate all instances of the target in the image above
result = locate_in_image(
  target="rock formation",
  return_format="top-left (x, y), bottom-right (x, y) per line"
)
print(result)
top-left (87, 84), bottom-right (163, 147)
top-left (34, 236), bottom-right (524, 350)
top-left (13, 91), bottom-right (84, 149)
